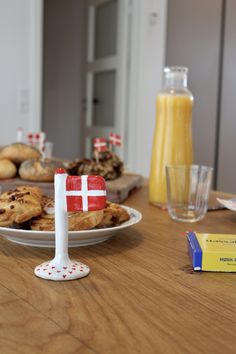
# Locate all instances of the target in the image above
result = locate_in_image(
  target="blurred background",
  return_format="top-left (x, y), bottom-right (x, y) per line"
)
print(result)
top-left (0, 0), bottom-right (235, 192)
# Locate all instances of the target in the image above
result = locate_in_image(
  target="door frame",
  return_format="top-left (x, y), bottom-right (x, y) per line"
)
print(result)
top-left (126, 0), bottom-right (167, 176)
top-left (29, 0), bottom-right (44, 132)
top-left (37, 0), bottom-right (167, 171)
top-left (84, 0), bottom-right (130, 159)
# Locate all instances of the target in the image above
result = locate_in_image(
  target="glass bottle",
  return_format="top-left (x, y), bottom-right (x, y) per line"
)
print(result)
top-left (149, 66), bottom-right (194, 207)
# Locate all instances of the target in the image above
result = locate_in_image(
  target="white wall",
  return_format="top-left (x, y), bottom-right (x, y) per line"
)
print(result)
top-left (166, 0), bottom-right (222, 171)
top-left (0, 0), bottom-right (42, 146)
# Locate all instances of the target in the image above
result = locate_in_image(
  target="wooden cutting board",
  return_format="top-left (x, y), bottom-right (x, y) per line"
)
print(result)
top-left (0, 174), bottom-right (143, 204)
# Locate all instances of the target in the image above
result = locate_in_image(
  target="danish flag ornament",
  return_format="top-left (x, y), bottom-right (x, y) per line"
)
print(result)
top-left (27, 133), bottom-right (33, 145)
top-left (66, 175), bottom-right (106, 212)
top-left (109, 132), bottom-right (122, 147)
top-left (93, 137), bottom-right (108, 152)
top-left (34, 169), bottom-right (107, 281)
top-left (17, 127), bottom-right (23, 143)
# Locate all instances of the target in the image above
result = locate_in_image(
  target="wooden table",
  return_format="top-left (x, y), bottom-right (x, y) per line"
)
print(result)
top-left (1, 186), bottom-right (236, 354)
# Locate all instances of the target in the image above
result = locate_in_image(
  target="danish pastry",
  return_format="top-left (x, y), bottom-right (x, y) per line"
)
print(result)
top-left (0, 186), bottom-right (42, 227)
top-left (98, 202), bottom-right (130, 228)
top-left (68, 151), bottom-right (124, 181)
top-left (30, 196), bottom-right (104, 231)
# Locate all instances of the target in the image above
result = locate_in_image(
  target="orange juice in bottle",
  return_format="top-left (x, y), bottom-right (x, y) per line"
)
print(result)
top-left (149, 67), bottom-right (193, 206)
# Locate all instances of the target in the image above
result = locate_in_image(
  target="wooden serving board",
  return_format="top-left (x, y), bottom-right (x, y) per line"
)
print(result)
top-left (0, 174), bottom-right (143, 204)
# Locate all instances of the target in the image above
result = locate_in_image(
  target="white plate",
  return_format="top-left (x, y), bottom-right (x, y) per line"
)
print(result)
top-left (0, 206), bottom-right (142, 248)
top-left (217, 197), bottom-right (236, 212)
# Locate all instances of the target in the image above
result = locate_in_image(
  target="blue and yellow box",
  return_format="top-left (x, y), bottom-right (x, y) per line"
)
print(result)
top-left (187, 232), bottom-right (236, 272)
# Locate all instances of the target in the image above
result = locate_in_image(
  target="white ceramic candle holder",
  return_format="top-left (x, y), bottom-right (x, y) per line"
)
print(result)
top-left (34, 170), bottom-right (90, 281)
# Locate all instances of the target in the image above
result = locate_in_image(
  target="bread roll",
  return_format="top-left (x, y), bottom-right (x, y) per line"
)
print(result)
top-left (0, 143), bottom-right (41, 165)
top-left (19, 158), bottom-right (65, 182)
top-left (0, 159), bottom-right (17, 179)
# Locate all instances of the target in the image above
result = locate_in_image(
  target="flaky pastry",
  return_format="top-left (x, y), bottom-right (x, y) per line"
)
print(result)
top-left (0, 186), bottom-right (42, 227)
top-left (30, 198), bottom-right (129, 231)
top-left (30, 196), bottom-right (104, 231)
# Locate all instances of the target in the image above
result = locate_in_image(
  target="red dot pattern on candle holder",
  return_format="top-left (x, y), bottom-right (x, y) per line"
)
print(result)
top-left (34, 261), bottom-right (90, 281)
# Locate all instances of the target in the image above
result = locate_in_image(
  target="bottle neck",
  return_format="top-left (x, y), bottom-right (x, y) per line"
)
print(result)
top-left (164, 72), bottom-right (187, 89)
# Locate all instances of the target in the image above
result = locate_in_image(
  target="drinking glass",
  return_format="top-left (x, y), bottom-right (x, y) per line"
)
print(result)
top-left (166, 165), bottom-right (213, 222)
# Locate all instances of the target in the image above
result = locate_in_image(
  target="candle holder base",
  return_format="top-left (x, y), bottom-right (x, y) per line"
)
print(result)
top-left (34, 260), bottom-right (90, 281)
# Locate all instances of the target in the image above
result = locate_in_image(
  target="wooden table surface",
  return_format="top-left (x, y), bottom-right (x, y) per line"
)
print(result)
top-left (1, 186), bottom-right (236, 354)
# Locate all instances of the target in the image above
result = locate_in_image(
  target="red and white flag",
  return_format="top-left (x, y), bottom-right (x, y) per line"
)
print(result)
top-left (35, 133), bottom-right (40, 144)
top-left (55, 169), bottom-right (107, 212)
top-left (109, 132), bottom-right (122, 147)
top-left (27, 133), bottom-right (33, 145)
top-left (93, 137), bottom-right (108, 152)
top-left (39, 131), bottom-right (46, 156)
top-left (66, 175), bottom-right (106, 212)
top-left (27, 132), bottom-right (46, 154)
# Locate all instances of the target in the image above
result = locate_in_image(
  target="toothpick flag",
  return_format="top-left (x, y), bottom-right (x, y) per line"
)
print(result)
top-left (35, 133), bottom-right (40, 143)
top-left (93, 137), bottom-right (108, 152)
top-left (27, 133), bottom-right (33, 145)
top-left (109, 132), bottom-right (122, 147)
top-left (39, 131), bottom-right (46, 157)
top-left (34, 169), bottom-right (107, 281)
top-left (27, 132), bottom-right (46, 155)
top-left (17, 127), bottom-right (23, 143)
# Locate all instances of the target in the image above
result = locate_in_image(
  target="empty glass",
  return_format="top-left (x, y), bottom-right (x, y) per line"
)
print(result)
top-left (166, 165), bottom-right (213, 222)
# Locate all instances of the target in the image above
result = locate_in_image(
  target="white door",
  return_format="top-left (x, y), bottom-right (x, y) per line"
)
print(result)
top-left (83, 0), bottom-right (129, 159)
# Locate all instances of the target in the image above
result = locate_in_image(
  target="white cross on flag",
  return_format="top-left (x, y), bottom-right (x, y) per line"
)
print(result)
top-left (109, 132), bottom-right (122, 146)
top-left (93, 137), bottom-right (108, 152)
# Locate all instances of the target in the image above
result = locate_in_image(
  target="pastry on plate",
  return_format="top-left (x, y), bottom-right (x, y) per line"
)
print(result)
top-left (0, 143), bottom-right (41, 165)
top-left (19, 158), bottom-right (65, 182)
top-left (68, 151), bottom-right (124, 181)
top-left (0, 159), bottom-right (17, 179)
top-left (30, 196), bottom-right (104, 231)
top-left (98, 201), bottom-right (130, 228)
top-left (0, 186), bottom-right (42, 227)
top-left (30, 198), bottom-right (129, 231)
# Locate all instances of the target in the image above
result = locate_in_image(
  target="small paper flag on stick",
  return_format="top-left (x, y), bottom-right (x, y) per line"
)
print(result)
top-left (27, 133), bottom-right (33, 145)
top-left (34, 133), bottom-right (40, 148)
top-left (93, 137), bottom-right (108, 152)
top-left (109, 132), bottom-right (122, 147)
top-left (34, 171), bottom-right (107, 281)
top-left (17, 128), bottom-right (23, 143)
top-left (94, 150), bottom-right (99, 164)
top-left (39, 131), bottom-right (46, 157)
